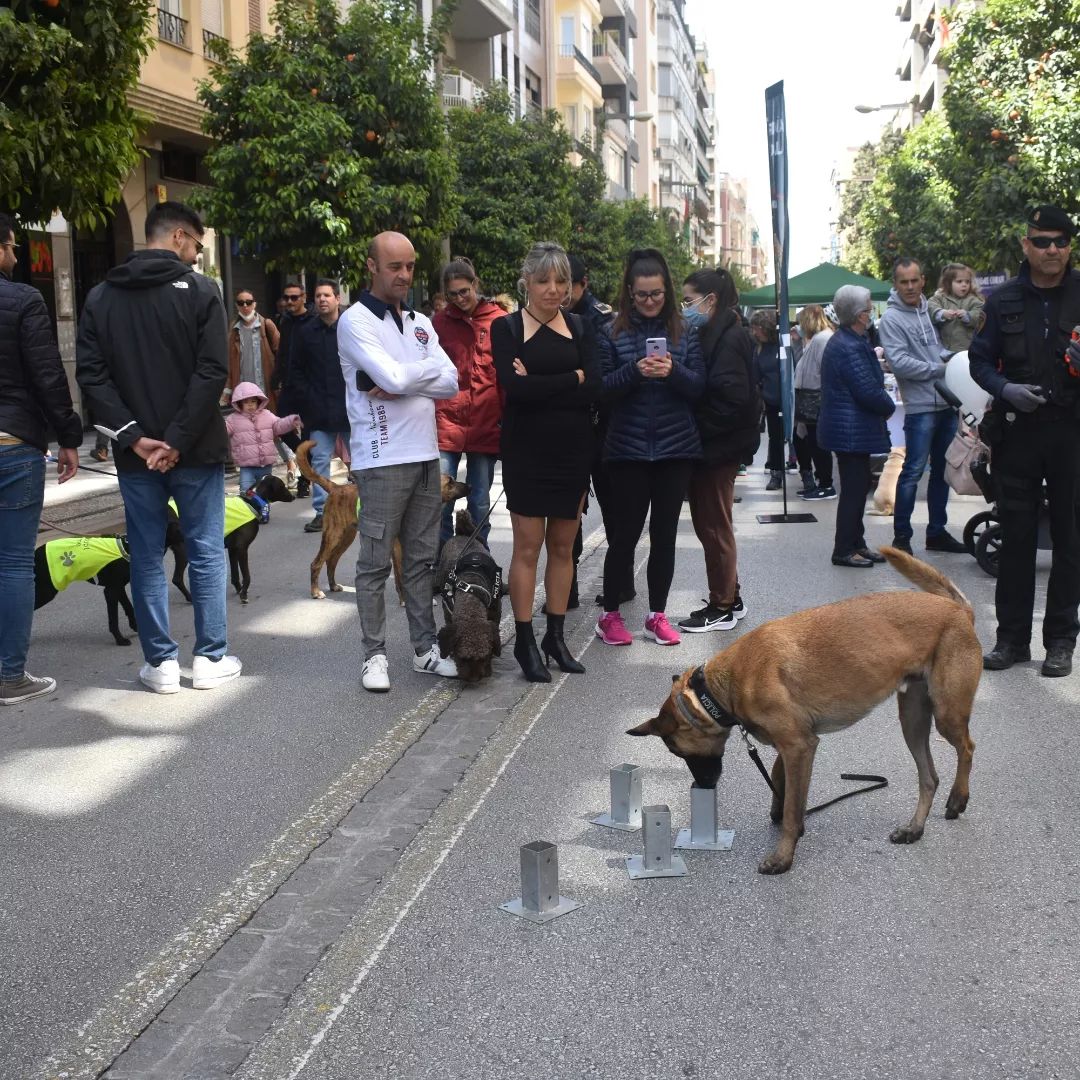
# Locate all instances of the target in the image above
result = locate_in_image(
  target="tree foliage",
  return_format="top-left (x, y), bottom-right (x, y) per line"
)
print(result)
top-left (843, 0), bottom-right (1080, 281)
top-left (0, 1), bottom-right (154, 227)
top-left (196, 0), bottom-right (458, 285)
top-left (448, 88), bottom-right (699, 303)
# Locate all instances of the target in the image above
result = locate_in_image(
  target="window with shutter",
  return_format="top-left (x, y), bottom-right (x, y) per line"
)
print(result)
top-left (248, 0), bottom-right (261, 33)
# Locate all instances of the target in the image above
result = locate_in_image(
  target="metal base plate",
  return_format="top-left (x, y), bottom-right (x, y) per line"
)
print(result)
top-left (674, 827), bottom-right (735, 851)
top-left (755, 513), bottom-right (817, 524)
top-left (500, 896), bottom-right (580, 923)
top-left (625, 854), bottom-right (689, 879)
top-left (591, 812), bottom-right (641, 832)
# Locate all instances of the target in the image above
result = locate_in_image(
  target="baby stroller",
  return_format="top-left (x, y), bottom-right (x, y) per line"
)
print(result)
top-left (935, 381), bottom-right (1051, 577)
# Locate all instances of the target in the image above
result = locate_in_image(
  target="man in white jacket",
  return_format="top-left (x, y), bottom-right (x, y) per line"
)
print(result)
top-left (877, 257), bottom-right (967, 556)
top-left (338, 232), bottom-right (461, 692)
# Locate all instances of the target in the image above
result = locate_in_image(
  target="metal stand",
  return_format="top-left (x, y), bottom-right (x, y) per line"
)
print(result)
top-left (756, 437), bottom-right (817, 524)
top-left (675, 783), bottom-right (735, 851)
top-left (500, 841), bottom-right (579, 923)
top-left (591, 763), bottom-right (643, 832)
top-left (626, 805), bottom-right (688, 879)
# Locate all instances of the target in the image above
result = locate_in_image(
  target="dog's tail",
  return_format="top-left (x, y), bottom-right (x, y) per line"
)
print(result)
top-left (880, 545), bottom-right (973, 618)
top-left (454, 509), bottom-right (476, 537)
top-left (295, 440), bottom-right (335, 494)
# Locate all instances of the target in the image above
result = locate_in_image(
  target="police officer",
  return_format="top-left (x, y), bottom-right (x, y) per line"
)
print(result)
top-left (969, 205), bottom-right (1080, 677)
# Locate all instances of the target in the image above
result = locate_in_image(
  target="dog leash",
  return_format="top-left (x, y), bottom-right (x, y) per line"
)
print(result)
top-left (737, 727), bottom-right (888, 815)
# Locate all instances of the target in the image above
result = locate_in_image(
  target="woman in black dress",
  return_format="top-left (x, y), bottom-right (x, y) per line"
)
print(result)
top-left (491, 242), bottom-right (601, 682)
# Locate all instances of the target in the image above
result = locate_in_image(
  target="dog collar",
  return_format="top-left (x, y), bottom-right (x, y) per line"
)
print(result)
top-left (684, 667), bottom-right (739, 730)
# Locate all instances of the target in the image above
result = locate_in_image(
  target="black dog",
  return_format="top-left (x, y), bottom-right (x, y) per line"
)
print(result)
top-left (435, 510), bottom-right (503, 682)
top-left (170, 474), bottom-right (294, 604)
top-left (33, 534), bottom-right (169, 647)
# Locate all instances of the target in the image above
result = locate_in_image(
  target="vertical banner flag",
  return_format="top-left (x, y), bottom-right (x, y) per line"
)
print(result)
top-left (765, 81), bottom-right (794, 442)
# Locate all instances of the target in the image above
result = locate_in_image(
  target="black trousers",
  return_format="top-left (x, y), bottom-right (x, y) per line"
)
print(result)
top-left (763, 405), bottom-right (785, 470)
top-left (793, 422), bottom-right (833, 486)
top-left (603, 459), bottom-right (693, 613)
top-left (833, 452), bottom-right (871, 557)
top-left (992, 417), bottom-right (1080, 648)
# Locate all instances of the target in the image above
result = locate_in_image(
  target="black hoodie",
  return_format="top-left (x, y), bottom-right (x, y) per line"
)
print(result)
top-left (76, 250), bottom-right (229, 470)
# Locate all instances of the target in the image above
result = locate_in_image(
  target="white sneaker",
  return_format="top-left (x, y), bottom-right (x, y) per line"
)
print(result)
top-left (192, 654), bottom-right (242, 690)
top-left (413, 644), bottom-right (458, 678)
top-left (140, 658), bottom-right (181, 694)
top-left (362, 653), bottom-right (390, 693)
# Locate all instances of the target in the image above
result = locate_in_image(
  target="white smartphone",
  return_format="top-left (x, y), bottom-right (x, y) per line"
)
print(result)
top-left (645, 337), bottom-right (667, 357)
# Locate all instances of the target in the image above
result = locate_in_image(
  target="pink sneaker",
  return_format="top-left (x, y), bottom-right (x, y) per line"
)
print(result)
top-left (644, 612), bottom-right (681, 646)
top-left (596, 611), bottom-right (633, 646)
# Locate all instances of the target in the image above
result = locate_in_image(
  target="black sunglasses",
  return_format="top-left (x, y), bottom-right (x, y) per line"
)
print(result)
top-left (1027, 234), bottom-right (1071, 249)
top-left (236, 298), bottom-right (255, 306)
top-left (283, 293), bottom-right (303, 301)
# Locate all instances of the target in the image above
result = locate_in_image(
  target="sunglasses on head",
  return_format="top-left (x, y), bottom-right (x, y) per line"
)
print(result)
top-left (1027, 234), bottom-right (1071, 249)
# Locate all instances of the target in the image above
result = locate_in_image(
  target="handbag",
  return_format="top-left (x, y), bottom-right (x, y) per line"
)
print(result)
top-left (794, 388), bottom-right (822, 423)
top-left (944, 422), bottom-right (989, 496)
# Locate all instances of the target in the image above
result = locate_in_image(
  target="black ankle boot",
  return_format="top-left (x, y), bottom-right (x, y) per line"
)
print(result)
top-left (540, 613), bottom-right (585, 673)
top-left (514, 621), bottom-right (551, 683)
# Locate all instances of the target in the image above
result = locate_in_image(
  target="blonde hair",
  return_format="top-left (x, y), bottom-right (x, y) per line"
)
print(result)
top-left (517, 241), bottom-right (571, 297)
top-left (798, 304), bottom-right (831, 339)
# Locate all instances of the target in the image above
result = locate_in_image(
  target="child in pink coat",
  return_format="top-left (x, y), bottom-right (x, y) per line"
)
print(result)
top-left (225, 382), bottom-right (301, 493)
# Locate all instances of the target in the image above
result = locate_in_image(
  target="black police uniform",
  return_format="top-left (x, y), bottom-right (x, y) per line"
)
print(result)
top-left (968, 249), bottom-right (1080, 654)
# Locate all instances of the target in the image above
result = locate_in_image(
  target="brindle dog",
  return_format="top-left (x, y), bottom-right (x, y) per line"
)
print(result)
top-left (628, 548), bottom-right (981, 875)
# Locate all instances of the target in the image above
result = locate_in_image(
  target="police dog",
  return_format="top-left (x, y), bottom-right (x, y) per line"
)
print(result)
top-left (628, 547), bottom-right (981, 875)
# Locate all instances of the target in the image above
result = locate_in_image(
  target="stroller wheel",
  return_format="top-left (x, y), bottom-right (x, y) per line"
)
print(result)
top-left (963, 510), bottom-right (997, 555)
top-left (974, 523), bottom-right (1003, 578)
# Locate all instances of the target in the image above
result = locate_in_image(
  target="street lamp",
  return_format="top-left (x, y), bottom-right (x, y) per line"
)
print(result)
top-left (854, 102), bottom-right (912, 113)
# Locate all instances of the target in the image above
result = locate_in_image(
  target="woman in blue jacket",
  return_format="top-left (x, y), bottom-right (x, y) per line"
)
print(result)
top-left (596, 249), bottom-right (704, 647)
top-left (818, 285), bottom-right (895, 568)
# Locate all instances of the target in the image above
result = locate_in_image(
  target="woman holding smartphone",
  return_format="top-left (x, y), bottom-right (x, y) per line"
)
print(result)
top-left (596, 248), bottom-right (704, 647)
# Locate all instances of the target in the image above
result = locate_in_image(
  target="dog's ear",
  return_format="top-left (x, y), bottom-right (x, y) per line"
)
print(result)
top-left (626, 711), bottom-right (677, 738)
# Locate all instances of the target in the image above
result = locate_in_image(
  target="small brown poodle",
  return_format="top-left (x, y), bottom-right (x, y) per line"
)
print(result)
top-left (435, 510), bottom-right (503, 683)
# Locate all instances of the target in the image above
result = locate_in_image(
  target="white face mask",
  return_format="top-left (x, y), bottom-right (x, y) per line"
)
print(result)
top-left (239, 309), bottom-right (257, 324)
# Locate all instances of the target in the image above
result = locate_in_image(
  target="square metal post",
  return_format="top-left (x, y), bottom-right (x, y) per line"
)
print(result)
top-left (675, 782), bottom-right (735, 851)
top-left (626, 804), bottom-right (688, 879)
top-left (591, 763), bottom-right (643, 832)
top-left (500, 841), bottom-right (579, 923)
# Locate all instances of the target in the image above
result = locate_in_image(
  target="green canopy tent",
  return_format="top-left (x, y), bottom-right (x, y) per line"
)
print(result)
top-left (739, 262), bottom-right (892, 307)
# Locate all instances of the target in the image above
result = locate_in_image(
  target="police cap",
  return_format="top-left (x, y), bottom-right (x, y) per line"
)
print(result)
top-left (1026, 205), bottom-right (1076, 237)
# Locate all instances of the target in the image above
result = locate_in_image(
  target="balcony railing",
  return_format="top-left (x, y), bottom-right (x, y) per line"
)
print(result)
top-left (202, 28), bottom-right (227, 61)
top-left (157, 8), bottom-right (188, 48)
top-left (442, 72), bottom-right (479, 110)
top-left (592, 31), bottom-right (631, 83)
top-left (558, 44), bottom-right (602, 87)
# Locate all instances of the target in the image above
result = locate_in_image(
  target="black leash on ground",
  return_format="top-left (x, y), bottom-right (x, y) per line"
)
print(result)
top-left (737, 726), bottom-right (888, 815)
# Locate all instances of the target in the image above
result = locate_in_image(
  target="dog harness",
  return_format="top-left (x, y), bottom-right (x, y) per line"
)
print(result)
top-left (44, 536), bottom-right (129, 592)
top-left (168, 495), bottom-right (261, 537)
top-left (441, 544), bottom-right (503, 618)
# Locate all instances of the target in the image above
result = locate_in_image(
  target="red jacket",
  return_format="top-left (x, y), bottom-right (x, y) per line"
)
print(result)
top-left (433, 300), bottom-right (504, 455)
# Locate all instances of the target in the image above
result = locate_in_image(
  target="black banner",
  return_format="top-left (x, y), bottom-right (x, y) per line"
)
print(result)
top-left (765, 81), bottom-right (793, 441)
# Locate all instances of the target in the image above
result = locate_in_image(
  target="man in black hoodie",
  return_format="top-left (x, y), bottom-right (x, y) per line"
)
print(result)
top-left (77, 201), bottom-right (240, 695)
top-left (1, 212), bottom-right (82, 706)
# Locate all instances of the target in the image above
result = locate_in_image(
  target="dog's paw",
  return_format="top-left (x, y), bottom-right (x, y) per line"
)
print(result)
top-left (114, 637), bottom-right (132, 647)
top-left (757, 852), bottom-right (793, 875)
top-left (944, 792), bottom-right (968, 820)
top-left (889, 825), bottom-right (924, 845)
top-left (312, 590), bottom-right (326, 600)
top-left (331, 584), bottom-right (344, 592)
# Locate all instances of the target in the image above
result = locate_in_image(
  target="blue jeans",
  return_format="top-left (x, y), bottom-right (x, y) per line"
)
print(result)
top-left (119, 465), bottom-right (228, 664)
top-left (439, 450), bottom-right (497, 545)
top-left (893, 408), bottom-right (958, 542)
top-left (239, 464), bottom-right (271, 493)
top-left (310, 430), bottom-right (349, 516)
top-left (0, 444), bottom-right (46, 680)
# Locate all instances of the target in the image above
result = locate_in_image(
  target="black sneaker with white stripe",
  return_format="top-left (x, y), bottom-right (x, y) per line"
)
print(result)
top-left (678, 602), bottom-right (737, 633)
top-left (730, 594), bottom-right (747, 621)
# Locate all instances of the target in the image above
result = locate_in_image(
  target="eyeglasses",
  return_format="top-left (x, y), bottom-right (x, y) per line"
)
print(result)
top-left (446, 286), bottom-right (474, 300)
top-left (180, 229), bottom-right (204, 255)
top-left (236, 299), bottom-right (255, 307)
top-left (1, 241), bottom-right (18, 251)
top-left (633, 289), bottom-right (665, 303)
top-left (680, 295), bottom-right (704, 308)
top-left (1027, 234), bottom-right (1071, 250)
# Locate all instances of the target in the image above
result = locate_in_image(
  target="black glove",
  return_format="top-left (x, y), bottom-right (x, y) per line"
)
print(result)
top-left (1000, 383), bottom-right (1047, 413)
top-left (1067, 336), bottom-right (1080, 372)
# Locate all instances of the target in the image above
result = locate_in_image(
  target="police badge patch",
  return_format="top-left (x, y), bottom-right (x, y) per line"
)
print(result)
top-left (414, 327), bottom-right (429, 345)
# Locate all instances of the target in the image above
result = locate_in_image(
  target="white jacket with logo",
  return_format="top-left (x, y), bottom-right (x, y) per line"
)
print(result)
top-left (338, 294), bottom-right (460, 469)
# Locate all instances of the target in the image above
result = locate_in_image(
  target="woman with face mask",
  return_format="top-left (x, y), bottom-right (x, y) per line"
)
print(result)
top-left (675, 268), bottom-right (760, 633)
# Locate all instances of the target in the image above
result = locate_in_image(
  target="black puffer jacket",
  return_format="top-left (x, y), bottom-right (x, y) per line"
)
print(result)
top-left (0, 273), bottom-right (82, 451)
top-left (695, 308), bottom-right (761, 466)
top-left (76, 250), bottom-right (228, 471)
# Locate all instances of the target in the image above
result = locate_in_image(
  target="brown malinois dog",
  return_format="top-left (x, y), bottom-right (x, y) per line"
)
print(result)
top-left (628, 547), bottom-right (981, 875)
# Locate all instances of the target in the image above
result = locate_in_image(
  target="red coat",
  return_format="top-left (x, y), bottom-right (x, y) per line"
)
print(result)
top-left (433, 300), bottom-right (504, 455)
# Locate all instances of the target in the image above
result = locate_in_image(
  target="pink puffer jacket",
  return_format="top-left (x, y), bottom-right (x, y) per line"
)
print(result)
top-left (225, 381), bottom-right (299, 466)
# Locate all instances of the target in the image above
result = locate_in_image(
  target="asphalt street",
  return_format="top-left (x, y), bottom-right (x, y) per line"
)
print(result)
top-left (4, 457), bottom-right (1078, 1079)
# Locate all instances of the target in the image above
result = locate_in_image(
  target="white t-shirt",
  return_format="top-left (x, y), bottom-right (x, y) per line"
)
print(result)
top-left (337, 292), bottom-right (459, 469)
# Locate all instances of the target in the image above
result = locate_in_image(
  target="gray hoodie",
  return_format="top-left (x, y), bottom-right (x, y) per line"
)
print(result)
top-left (877, 288), bottom-right (948, 414)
